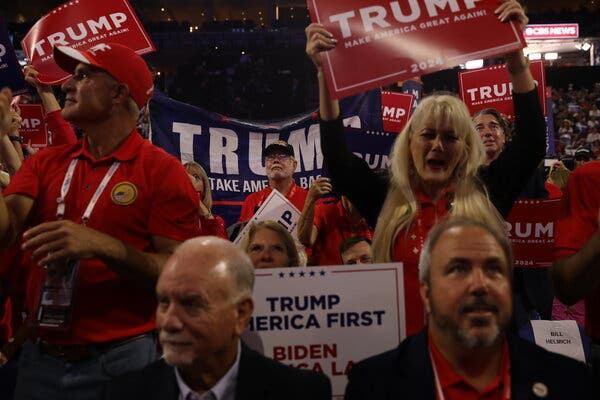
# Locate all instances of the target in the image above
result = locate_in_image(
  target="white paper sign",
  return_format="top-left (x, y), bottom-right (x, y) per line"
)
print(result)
top-left (243, 264), bottom-right (406, 398)
top-left (531, 320), bottom-right (586, 363)
top-left (233, 189), bottom-right (302, 245)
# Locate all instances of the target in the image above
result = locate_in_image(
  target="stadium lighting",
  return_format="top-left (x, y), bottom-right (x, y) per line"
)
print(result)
top-left (582, 42), bottom-right (592, 51)
top-left (544, 52), bottom-right (559, 60)
top-left (464, 59), bottom-right (484, 69)
top-left (528, 53), bottom-right (542, 60)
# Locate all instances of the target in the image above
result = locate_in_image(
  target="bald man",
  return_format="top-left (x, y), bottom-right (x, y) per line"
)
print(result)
top-left (104, 236), bottom-right (331, 400)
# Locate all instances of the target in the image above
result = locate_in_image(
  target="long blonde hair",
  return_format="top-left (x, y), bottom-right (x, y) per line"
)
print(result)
top-left (372, 93), bottom-right (504, 262)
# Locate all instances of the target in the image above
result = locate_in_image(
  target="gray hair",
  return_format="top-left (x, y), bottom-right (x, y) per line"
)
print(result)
top-left (418, 217), bottom-right (513, 283)
top-left (175, 236), bottom-right (255, 297)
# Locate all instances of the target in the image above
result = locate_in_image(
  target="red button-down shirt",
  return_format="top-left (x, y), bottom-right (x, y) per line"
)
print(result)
top-left (393, 188), bottom-right (454, 336)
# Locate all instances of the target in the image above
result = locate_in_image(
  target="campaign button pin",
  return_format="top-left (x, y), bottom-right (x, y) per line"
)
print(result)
top-left (532, 382), bottom-right (548, 398)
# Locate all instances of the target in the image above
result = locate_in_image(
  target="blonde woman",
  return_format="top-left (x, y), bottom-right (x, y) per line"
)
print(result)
top-left (240, 220), bottom-right (304, 268)
top-left (306, 0), bottom-right (546, 335)
top-left (184, 161), bottom-right (227, 239)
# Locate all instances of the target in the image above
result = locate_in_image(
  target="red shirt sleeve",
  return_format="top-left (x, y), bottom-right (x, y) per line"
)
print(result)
top-left (553, 168), bottom-right (599, 260)
top-left (200, 215), bottom-right (228, 239)
top-left (147, 155), bottom-right (201, 241)
top-left (45, 110), bottom-right (77, 146)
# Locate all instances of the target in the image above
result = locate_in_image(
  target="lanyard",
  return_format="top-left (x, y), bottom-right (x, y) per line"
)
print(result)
top-left (429, 351), bottom-right (511, 400)
top-left (56, 158), bottom-right (121, 224)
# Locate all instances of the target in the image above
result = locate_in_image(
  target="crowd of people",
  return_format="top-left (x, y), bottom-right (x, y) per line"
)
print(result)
top-left (0, 0), bottom-right (599, 398)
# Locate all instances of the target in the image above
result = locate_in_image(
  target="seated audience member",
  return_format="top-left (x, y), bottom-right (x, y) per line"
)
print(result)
top-left (552, 158), bottom-right (600, 382)
top-left (184, 161), bottom-right (227, 239)
top-left (238, 140), bottom-right (307, 222)
top-left (339, 236), bottom-right (373, 265)
top-left (298, 177), bottom-right (373, 266)
top-left (241, 220), bottom-right (302, 268)
top-left (104, 236), bottom-right (332, 399)
top-left (345, 217), bottom-right (594, 399)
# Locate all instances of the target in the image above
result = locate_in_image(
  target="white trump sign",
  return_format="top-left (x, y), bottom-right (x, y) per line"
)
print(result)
top-left (243, 264), bottom-right (406, 398)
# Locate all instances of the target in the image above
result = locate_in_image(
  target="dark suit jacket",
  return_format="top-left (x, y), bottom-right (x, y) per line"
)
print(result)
top-left (103, 343), bottom-right (331, 400)
top-left (345, 329), bottom-right (594, 400)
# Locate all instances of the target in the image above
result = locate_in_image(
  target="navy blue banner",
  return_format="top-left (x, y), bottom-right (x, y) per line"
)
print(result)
top-left (149, 90), bottom-right (395, 227)
top-left (0, 17), bottom-right (28, 94)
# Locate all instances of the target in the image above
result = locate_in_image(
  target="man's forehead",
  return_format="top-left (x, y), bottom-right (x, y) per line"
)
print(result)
top-left (431, 226), bottom-right (506, 262)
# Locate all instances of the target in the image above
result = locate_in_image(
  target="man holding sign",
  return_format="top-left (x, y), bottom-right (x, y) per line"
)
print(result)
top-left (0, 43), bottom-right (199, 399)
top-left (238, 140), bottom-right (308, 223)
top-left (345, 217), bottom-right (593, 399)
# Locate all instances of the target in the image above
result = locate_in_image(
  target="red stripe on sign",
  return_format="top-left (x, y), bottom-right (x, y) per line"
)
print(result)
top-left (213, 200), bottom-right (244, 206)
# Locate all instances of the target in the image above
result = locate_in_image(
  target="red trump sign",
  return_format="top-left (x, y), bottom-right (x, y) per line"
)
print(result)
top-left (381, 91), bottom-right (414, 133)
top-left (505, 198), bottom-right (560, 269)
top-left (307, 0), bottom-right (525, 99)
top-left (18, 104), bottom-right (48, 148)
top-left (21, 0), bottom-right (155, 84)
top-left (458, 60), bottom-right (546, 119)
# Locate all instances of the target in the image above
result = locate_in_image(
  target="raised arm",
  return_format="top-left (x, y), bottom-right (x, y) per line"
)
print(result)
top-left (496, 0), bottom-right (535, 93)
top-left (23, 65), bottom-right (77, 145)
top-left (0, 88), bottom-right (35, 248)
top-left (482, 0), bottom-right (546, 218)
top-left (305, 24), bottom-right (388, 227)
top-left (297, 177), bottom-right (332, 247)
top-left (305, 23), bottom-right (340, 121)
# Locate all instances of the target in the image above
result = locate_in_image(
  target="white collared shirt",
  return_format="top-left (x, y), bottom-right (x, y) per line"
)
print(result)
top-left (175, 341), bottom-right (241, 400)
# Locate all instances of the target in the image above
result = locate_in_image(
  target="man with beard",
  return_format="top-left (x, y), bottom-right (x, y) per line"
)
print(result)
top-left (344, 217), bottom-right (593, 400)
top-left (238, 140), bottom-right (307, 222)
top-left (103, 236), bottom-right (331, 400)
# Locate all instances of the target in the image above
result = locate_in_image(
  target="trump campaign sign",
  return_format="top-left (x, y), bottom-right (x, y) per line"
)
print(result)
top-left (18, 104), bottom-right (48, 148)
top-left (307, 0), bottom-right (525, 99)
top-left (381, 91), bottom-right (414, 133)
top-left (505, 198), bottom-right (561, 268)
top-left (458, 60), bottom-right (547, 118)
top-left (21, 0), bottom-right (155, 84)
top-left (244, 264), bottom-right (405, 398)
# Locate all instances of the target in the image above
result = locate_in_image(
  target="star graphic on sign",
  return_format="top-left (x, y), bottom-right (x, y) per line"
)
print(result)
top-left (319, 270), bottom-right (326, 276)
top-left (299, 271), bottom-right (305, 277)
top-left (309, 271), bottom-right (315, 277)
top-left (289, 272), bottom-right (295, 278)
top-left (278, 272), bottom-right (285, 278)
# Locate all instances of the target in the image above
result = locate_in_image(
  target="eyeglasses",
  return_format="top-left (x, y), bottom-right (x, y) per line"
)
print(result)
top-left (265, 154), bottom-right (291, 161)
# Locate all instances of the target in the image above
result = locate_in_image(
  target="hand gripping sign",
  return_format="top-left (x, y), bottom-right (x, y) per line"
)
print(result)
top-left (307, 0), bottom-right (525, 99)
top-left (21, 0), bottom-right (155, 84)
top-left (233, 190), bottom-right (302, 246)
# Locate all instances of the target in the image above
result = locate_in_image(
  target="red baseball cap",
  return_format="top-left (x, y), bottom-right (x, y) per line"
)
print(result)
top-left (53, 43), bottom-right (154, 108)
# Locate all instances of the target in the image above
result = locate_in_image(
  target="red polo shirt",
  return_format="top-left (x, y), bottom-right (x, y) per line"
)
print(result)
top-left (553, 161), bottom-right (600, 339)
top-left (312, 200), bottom-right (373, 266)
top-left (238, 182), bottom-right (307, 222)
top-left (393, 189), bottom-right (453, 337)
top-left (4, 131), bottom-right (200, 345)
top-left (429, 332), bottom-right (511, 400)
